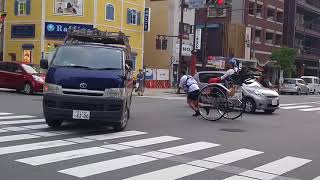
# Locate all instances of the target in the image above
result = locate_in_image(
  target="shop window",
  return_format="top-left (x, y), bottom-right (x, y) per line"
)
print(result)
top-left (23, 50), bottom-right (32, 63)
top-left (256, 3), bottom-right (263, 18)
top-left (265, 32), bottom-right (274, 45)
top-left (106, 4), bottom-right (115, 21)
top-left (127, 9), bottom-right (141, 25)
top-left (14, 0), bottom-right (30, 16)
top-left (255, 29), bottom-right (262, 43)
top-left (249, 2), bottom-right (255, 16)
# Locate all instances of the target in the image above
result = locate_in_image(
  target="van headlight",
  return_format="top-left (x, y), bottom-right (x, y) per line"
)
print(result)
top-left (104, 88), bottom-right (125, 98)
top-left (43, 83), bottom-right (62, 94)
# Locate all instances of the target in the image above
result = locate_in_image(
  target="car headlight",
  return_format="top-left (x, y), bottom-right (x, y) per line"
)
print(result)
top-left (32, 75), bottom-right (44, 83)
top-left (253, 90), bottom-right (264, 96)
top-left (43, 83), bottom-right (62, 94)
top-left (104, 88), bottom-right (125, 98)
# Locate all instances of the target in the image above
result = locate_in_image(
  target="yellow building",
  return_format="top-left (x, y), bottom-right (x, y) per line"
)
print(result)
top-left (3, 0), bottom-right (145, 72)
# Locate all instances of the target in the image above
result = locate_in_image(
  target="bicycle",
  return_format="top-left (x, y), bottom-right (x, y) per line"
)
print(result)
top-left (198, 67), bottom-right (262, 121)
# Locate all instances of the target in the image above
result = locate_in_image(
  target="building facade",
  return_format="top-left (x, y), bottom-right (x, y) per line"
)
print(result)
top-left (3, 0), bottom-right (145, 72)
top-left (283, 0), bottom-right (320, 77)
top-left (144, 0), bottom-right (195, 86)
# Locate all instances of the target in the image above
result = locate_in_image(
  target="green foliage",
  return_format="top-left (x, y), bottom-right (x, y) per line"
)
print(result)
top-left (271, 48), bottom-right (297, 78)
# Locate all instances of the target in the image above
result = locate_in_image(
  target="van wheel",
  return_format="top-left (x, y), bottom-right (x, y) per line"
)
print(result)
top-left (113, 108), bottom-right (129, 132)
top-left (46, 118), bottom-right (63, 129)
top-left (23, 83), bottom-right (33, 95)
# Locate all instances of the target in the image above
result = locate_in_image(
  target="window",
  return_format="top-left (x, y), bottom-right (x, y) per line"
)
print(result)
top-left (275, 34), bottom-right (282, 46)
top-left (267, 8), bottom-right (275, 21)
top-left (266, 32), bottom-right (274, 44)
top-left (255, 29), bottom-right (262, 43)
top-left (127, 9), bottom-right (141, 25)
top-left (23, 50), bottom-right (32, 63)
top-left (106, 4), bottom-right (114, 21)
top-left (54, 0), bottom-right (84, 16)
top-left (249, 2), bottom-right (255, 15)
top-left (256, 4), bottom-right (263, 17)
top-left (276, 11), bottom-right (283, 23)
top-left (14, 0), bottom-right (30, 16)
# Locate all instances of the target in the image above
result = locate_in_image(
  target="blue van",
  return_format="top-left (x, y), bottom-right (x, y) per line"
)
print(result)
top-left (40, 29), bottom-right (134, 131)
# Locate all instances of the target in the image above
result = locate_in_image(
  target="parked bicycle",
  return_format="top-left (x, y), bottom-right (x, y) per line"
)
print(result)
top-left (198, 67), bottom-right (262, 121)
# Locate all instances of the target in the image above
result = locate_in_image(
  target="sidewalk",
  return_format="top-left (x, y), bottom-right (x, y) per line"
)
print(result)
top-left (134, 88), bottom-right (186, 96)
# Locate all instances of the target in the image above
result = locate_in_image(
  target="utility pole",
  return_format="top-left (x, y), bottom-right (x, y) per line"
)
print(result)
top-left (201, 5), bottom-right (208, 70)
top-left (177, 0), bottom-right (187, 93)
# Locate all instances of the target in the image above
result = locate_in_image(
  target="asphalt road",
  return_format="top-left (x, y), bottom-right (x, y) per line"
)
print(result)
top-left (0, 89), bottom-right (320, 180)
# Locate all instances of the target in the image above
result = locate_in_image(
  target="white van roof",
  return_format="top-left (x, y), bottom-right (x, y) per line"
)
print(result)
top-left (301, 76), bottom-right (319, 79)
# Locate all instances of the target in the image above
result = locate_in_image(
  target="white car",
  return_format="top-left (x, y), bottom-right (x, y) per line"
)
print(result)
top-left (301, 76), bottom-right (320, 94)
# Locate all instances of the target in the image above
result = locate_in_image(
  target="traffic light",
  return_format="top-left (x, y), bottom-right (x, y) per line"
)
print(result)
top-left (162, 38), bottom-right (168, 50)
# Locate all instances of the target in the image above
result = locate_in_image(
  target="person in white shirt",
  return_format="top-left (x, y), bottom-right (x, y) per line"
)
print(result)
top-left (179, 70), bottom-right (201, 116)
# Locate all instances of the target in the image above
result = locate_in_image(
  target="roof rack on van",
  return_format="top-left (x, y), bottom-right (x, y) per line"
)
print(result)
top-left (64, 28), bottom-right (131, 50)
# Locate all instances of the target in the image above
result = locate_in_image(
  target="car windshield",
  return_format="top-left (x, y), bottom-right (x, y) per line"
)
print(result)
top-left (52, 46), bottom-right (123, 69)
top-left (301, 78), bottom-right (312, 83)
top-left (283, 79), bottom-right (296, 84)
top-left (22, 64), bottom-right (42, 74)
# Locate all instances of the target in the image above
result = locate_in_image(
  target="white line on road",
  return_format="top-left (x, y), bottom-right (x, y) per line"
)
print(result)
top-left (0, 131), bottom-right (147, 156)
top-left (0, 129), bottom-right (8, 133)
top-left (299, 107), bottom-right (320, 112)
top-left (223, 156), bottom-right (311, 180)
top-left (59, 142), bottom-right (219, 178)
top-left (123, 149), bottom-right (263, 180)
top-left (280, 102), bottom-right (320, 107)
top-left (0, 113), bottom-right (13, 116)
top-left (0, 134), bottom-right (40, 143)
top-left (85, 131), bottom-right (147, 140)
top-left (281, 105), bottom-right (313, 110)
top-left (0, 119), bottom-right (45, 125)
top-left (0, 115), bottom-right (36, 120)
top-left (22, 124), bottom-right (48, 129)
top-left (313, 176), bottom-right (320, 180)
top-left (16, 136), bottom-right (182, 166)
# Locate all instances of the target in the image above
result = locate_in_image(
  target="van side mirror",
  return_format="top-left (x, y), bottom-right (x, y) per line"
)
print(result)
top-left (125, 60), bottom-right (133, 71)
top-left (40, 59), bottom-right (49, 69)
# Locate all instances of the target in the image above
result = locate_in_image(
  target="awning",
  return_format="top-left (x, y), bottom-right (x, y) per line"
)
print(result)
top-left (22, 44), bottom-right (34, 50)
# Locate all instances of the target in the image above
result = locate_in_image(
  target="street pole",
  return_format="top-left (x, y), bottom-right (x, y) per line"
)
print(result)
top-left (177, 0), bottom-right (186, 93)
top-left (202, 5), bottom-right (208, 70)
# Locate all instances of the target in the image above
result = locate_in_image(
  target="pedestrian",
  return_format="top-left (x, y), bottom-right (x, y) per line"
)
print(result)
top-left (137, 69), bottom-right (145, 96)
top-left (260, 75), bottom-right (272, 88)
top-left (179, 70), bottom-right (201, 116)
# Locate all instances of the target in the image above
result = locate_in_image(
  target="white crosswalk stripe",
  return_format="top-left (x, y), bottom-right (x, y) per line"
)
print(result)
top-left (124, 149), bottom-right (263, 180)
top-left (223, 156), bottom-right (311, 180)
top-left (0, 119), bottom-right (45, 125)
top-left (0, 113), bottom-right (13, 116)
top-left (0, 131), bottom-right (147, 155)
top-left (0, 115), bottom-right (36, 120)
top-left (299, 107), bottom-right (320, 112)
top-left (313, 176), bottom-right (320, 180)
top-left (59, 142), bottom-right (219, 178)
top-left (16, 136), bottom-right (182, 166)
top-left (281, 105), bottom-right (313, 110)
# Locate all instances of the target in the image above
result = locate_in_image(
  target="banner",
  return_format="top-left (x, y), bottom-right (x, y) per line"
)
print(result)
top-left (54, 0), bottom-right (83, 16)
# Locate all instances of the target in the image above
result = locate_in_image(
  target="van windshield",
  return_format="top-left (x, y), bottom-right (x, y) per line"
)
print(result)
top-left (301, 78), bottom-right (312, 83)
top-left (52, 46), bottom-right (123, 70)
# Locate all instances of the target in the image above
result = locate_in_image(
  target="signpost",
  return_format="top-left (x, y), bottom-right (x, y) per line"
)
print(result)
top-left (195, 28), bottom-right (202, 50)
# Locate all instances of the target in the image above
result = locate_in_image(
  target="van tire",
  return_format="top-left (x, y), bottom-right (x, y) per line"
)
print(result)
top-left (113, 108), bottom-right (129, 132)
top-left (46, 118), bottom-right (63, 129)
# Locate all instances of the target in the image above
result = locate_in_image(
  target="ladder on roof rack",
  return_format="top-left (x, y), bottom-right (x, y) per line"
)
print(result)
top-left (64, 28), bottom-right (131, 50)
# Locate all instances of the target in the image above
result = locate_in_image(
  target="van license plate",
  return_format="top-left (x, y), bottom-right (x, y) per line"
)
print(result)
top-left (272, 99), bottom-right (278, 106)
top-left (73, 110), bottom-right (90, 120)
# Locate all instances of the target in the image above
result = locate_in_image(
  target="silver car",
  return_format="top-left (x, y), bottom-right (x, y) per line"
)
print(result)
top-left (280, 78), bottom-right (309, 95)
top-left (194, 71), bottom-right (279, 113)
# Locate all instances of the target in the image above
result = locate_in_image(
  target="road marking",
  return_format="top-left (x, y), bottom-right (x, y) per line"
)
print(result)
top-left (16, 147), bottom-right (115, 166)
top-left (0, 113), bottom-right (13, 116)
top-left (299, 107), bottom-right (320, 112)
top-left (0, 115), bottom-right (36, 120)
top-left (59, 142), bottom-right (218, 178)
top-left (223, 156), bottom-right (311, 180)
top-left (85, 131), bottom-right (147, 140)
top-left (0, 134), bottom-right (40, 143)
top-left (281, 105), bottom-right (313, 110)
top-left (0, 140), bottom-right (76, 155)
top-left (124, 149), bottom-right (263, 180)
top-left (313, 176), bottom-right (320, 180)
top-left (2, 127), bottom-right (29, 132)
top-left (0, 129), bottom-right (8, 133)
top-left (0, 119), bottom-right (44, 125)
top-left (0, 131), bottom-right (147, 155)
top-left (280, 102), bottom-right (320, 107)
top-left (22, 124), bottom-right (48, 129)
top-left (17, 136), bottom-right (182, 166)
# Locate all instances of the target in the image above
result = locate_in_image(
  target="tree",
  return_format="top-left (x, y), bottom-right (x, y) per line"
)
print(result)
top-left (271, 48), bottom-right (297, 78)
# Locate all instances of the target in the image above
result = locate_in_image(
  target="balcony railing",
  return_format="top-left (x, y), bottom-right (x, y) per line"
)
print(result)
top-left (296, 23), bottom-right (320, 37)
top-left (297, 0), bottom-right (320, 14)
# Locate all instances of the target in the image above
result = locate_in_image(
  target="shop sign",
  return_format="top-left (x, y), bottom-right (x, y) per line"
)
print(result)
top-left (11, 24), bottom-right (35, 38)
top-left (175, 44), bottom-right (193, 56)
top-left (144, 8), bottom-right (151, 32)
top-left (45, 22), bottom-right (93, 38)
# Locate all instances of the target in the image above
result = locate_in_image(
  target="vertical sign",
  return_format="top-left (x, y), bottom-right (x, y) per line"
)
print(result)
top-left (195, 28), bottom-right (202, 50)
top-left (245, 26), bottom-right (252, 59)
top-left (144, 8), bottom-right (151, 32)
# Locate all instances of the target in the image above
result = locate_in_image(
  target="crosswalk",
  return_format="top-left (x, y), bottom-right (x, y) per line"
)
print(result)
top-left (280, 102), bottom-right (320, 112)
top-left (0, 111), bottom-right (319, 179)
